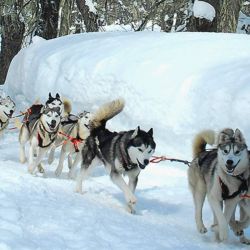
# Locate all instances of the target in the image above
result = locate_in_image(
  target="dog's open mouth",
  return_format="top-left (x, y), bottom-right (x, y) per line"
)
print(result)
top-left (137, 159), bottom-right (146, 169)
top-left (226, 160), bottom-right (240, 174)
top-left (4, 111), bottom-right (12, 118)
top-left (46, 122), bottom-right (56, 131)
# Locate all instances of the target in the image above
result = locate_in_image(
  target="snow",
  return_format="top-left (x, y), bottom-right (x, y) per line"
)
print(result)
top-left (193, 0), bottom-right (216, 21)
top-left (86, 0), bottom-right (96, 14)
top-left (2, 31), bottom-right (250, 249)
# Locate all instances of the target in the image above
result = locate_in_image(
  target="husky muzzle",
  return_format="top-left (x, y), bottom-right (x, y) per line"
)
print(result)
top-left (225, 159), bottom-right (240, 174)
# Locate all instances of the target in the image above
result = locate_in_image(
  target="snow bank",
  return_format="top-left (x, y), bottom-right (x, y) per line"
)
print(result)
top-left (5, 32), bottom-right (250, 157)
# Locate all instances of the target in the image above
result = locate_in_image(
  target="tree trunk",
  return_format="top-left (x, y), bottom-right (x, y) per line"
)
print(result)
top-left (37, 0), bottom-right (61, 39)
top-left (187, 0), bottom-right (219, 32)
top-left (76, 0), bottom-right (98, 32)
top-left (0, 12), bottom-right (25, 84)
top-left (217, 0), bottom-right (243, 33)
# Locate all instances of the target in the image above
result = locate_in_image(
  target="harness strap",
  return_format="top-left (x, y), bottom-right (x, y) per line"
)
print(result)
top-left (118, 133), bottom-right (137, 171)
top-left (219, 176), bottom-right (248, 200)
top-left (37, 132), bottom-right (56, 148)
top-left (58, 131), bottom-right (83, 152)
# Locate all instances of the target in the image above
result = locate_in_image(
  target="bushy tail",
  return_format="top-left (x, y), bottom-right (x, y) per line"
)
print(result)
top-left (62, 98), bottom-right (72, 115)
top-left (192, 130), bottom-right (215, 158)
top-left (91, 98), bottom-right (125, 129)
top-left (14, 118), bottom-right (23, 130)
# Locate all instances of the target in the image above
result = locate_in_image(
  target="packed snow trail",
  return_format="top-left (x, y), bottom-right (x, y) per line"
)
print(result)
top-left (0, 131), bottom-right (249, 250)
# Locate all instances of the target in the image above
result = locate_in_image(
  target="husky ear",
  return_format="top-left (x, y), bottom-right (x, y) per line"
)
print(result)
top-left (131, 126), bottom-right (140, 139)
top-left (148, 128), bottom-right (153, 137)
top-left (218, 128), bottom-right (234, 144)
top-left (235, 128), bottom-right (245, 144)
top-left (56, 93), bottom-right (60, 99)
top-left (49, 92), bottom-right (53, 99)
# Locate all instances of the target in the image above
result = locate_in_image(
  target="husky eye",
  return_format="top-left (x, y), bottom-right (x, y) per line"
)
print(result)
top-left (5, 105), bottom-right (8, 107)
top-left (235, 150), bottom-right (240, 155)
top-left (223, 149), bottom-right (229, 154)
top-left (138, 148), bottom-right (143, 152)
top-left (148, 149), bottom-right (152, 153)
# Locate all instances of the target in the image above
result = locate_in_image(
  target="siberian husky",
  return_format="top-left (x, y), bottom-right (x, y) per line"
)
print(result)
top-left (48, 111), bottom-right (92, 178)
top-left (75, 98), bottom-right (156, 213)
top-left (0, 96), bottom-right (15, 136)
top-left (188, 128), bottom-right (250, 242)
top-left (19, 106), bottom-right (61, 174)
top-left (18, 93), bottom-right (70, 164)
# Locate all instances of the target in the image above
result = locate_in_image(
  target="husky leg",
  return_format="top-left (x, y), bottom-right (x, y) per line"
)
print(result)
top-left (208, 194), bottom-right (228, 241)
top-left (29, 147), bottom-right (47, 174)
top-left (68, 152), bottom-right (81, 179)
top-left (55, 145), bottom-right (67, 177)
top-left (188, 166), bottom-right (207, 233)
top-left (127, 169), bottom-right (140, 213)
top-left (110, 172), bottom-right (137, 212)
top-left (19, 125), bottom-right (29, 163)
top-left (68, 154), bottom-right (73, 169)
top-left (75, 162), bottom-right (96, 194)
top-left (48, 145), bottom-right (56, 165)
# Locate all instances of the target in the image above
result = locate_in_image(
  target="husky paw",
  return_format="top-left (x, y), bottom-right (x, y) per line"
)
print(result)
top-left (37, 164), bottom-right (44, 173)
top-left (240, 235), bottom-right (250, 245)
top-left (28, 166), bottom-right (34, 174)
top-left (230, 221), bottom-right (244, 236)
top-left (68, 171), bottom-right (76, 179)
top-left (20, 156), bottom-right (27, 164)
top-left (198, 226), bottom-right (207, 234)
top-left (126, 204), bottom-right (136, 214)
top-left (126, 194), bottom-right (137, 205)
top-left (55, 167), bottom-right (62, 177)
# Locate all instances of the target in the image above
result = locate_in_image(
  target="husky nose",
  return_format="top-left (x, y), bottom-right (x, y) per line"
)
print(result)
top-left (226, 159), bottom-right (233, 166)
top-left (51, 120), bottom-right (56, 128)
top-left (144, 159), bottom-right (149, 166)
top-left (10, 110), bottom-right (14, 115)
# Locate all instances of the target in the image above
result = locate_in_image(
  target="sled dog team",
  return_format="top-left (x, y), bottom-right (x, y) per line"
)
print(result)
top-left (0, 93), bottom-right (250, 244)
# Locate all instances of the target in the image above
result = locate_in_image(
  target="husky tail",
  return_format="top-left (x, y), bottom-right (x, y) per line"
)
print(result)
top-left (192, 130), bottom-right (215, 158)
top-left (91, 98), bottom-right (125, 129)
top-left (62, 98), bottom-right (72, 116)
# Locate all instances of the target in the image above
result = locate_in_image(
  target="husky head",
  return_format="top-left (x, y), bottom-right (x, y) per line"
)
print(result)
top-left (217, 128), bottom-right (249, 176)
top-left (127, 126), bottom-right (156, 169)
top-left (45, 93), bottom-right (63, 115)
top-left (0, 96), bottom-right (15, 122)
top-left (41, 107), bottom-right (61, 132)
top-left (78, 111), bottom-right (92, 129)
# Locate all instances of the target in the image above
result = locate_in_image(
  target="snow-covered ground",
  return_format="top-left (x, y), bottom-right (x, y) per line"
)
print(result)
top-left (1, 31), bottom-right (250, 249)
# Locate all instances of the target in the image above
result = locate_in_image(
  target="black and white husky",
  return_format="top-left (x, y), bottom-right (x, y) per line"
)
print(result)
top-left (75, 98), bottom-right (156, 213)
top-left (0, 96), bottom-right (15, 136)
top-left (188, 128), bottom-right (250, 242)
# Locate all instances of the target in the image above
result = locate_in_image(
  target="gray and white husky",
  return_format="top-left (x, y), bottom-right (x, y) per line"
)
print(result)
top-left (75, 98), bottom-right (156, 213)
top-left (0, 96), bottom-right (15, 136)
top-left (18, 93), bottom-right (69, 164)
top-left (48, 111), bottom-right (92, 178)
top-left (188, 128), bottom-right (250, 242)
top-left (19, 107), bottom-right (61, 174)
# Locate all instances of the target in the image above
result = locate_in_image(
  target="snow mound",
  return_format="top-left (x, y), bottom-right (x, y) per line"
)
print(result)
top-left (193, 0), bottom-right (216, 21)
